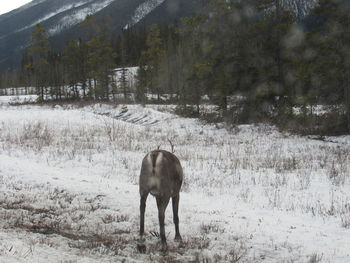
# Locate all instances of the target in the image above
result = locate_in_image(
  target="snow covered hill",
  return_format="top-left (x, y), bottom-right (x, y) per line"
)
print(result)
top-left (0, 102), bottom-right (349, 262)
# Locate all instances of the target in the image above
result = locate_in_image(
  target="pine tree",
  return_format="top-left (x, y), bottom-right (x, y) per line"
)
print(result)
top-left (21, 49), bottom-right (33, 94)
top-left (27, 24), bottom-right (50, 101)
top-left (180, 15), bottom-right (207, 114)
top-left (119, 67), bottom-right (129, 100)
top-left (143, 24), bottom-right (165, 100)
top-left (63, 39), bottom-right (89, 99)
top-left (135, 62), bottom-right (147, 104)
top-left (82, 16), bottom-right (116, 100)
top-left (120, 32), bottom-right (130, 100)
top-left (47, 51), bottom-right (64, 100)
top-left (200, 0), bottom-right (253, 113)
top-left (306, 0), bottom-right (350, 131)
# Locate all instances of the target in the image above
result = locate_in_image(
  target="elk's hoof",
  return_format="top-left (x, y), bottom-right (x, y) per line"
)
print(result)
top-left (160, 243), bottom-right (168, 254)
top-left (174, 235), bottom-right (182, 242)
top-left (137, 243), bottom-right (146, 253)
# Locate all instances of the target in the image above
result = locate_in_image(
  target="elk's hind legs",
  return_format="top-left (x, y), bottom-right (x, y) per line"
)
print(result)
top-left (172, 194), bottom-right (182, 241)
top-left (140, 193), bottom-right (148, 237)
top-left (156, 196), bottom-right (170, 252)
top-left (138, 193), bottom-right (148, 253)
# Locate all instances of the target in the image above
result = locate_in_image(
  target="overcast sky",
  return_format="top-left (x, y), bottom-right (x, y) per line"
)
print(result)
top-left (0, 0), bottom-right (32, 15)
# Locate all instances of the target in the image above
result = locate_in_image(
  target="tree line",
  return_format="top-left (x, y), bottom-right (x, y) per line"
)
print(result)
top-left (5, 15), bottom-right (148, 102)
top-left (0, 0), bottom-right (349, 135)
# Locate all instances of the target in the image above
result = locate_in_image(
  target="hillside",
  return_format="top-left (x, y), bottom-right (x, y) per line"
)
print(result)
top-left (0, 0), bottom-right (205, 70)
top-left (0, 0), bottom-right (322, 70)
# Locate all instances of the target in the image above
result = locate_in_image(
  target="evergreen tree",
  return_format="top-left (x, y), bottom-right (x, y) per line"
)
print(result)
top-left (20, 49), bottom-right (34, 94)
top-left (83, 16), bottom-right (116, 100)
top-left (119, 67), bottom-right (129, 100)
top-left (245, 1), bottom-right (295, 119)
top-left (63, 39), bottom-right (89, 99)
top-left (119, 31), bottom-right (130, 100)
top-left (180, 15), bottom-right (207, 114)
top-left (27, 24), bottom-right (50, 101)
top-left (143, 24), bottom-right (165, 100)
top-left (47, 51), bottom-right (64, 100)
top-left (135, 61), bottom-right (148, 104)
top-left (305, 0), bottom-right (350, 131)
top-left (200, 0), bottom-right (257, 114)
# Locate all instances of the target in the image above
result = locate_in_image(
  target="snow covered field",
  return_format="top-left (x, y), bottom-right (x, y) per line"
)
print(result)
top-left (0, 101), bottom-right (349, 262)
top-left (0, 95), bottom-right (38, 105)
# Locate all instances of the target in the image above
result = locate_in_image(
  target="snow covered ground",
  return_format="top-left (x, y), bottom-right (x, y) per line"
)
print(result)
top-left (0, 101), bottom-right (349, 262)
top-left (0, 95), bottom-right (38, 105)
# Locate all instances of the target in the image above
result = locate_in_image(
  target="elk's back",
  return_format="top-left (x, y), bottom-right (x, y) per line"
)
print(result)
top-left (139, 150), bottom-right (183, 197)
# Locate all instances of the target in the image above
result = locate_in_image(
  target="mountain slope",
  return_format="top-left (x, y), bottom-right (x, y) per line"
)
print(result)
top-left (282, 0), bottom-right (318, 19)
top-left (0, 0), bottom-right (122, 69)
top-left (0, 0), bottom-right (204, 70)
top-left (0, 0), bottom-right (319, 70)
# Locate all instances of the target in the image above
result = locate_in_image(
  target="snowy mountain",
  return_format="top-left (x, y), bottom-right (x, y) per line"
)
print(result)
top-left (0, 0), bottom-right (203, 70)
top-left (0, 0), bottom-right (321, 70)
top-left (281, 0), bottom-right (318, 19)
top-left (0, 0), bottom-right (117, 69)
top-left (125, 0), bottom-right (166, 29)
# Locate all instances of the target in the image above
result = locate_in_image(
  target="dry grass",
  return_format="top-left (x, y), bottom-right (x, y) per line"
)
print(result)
top-left (1, 104), bottom-right (349, 261)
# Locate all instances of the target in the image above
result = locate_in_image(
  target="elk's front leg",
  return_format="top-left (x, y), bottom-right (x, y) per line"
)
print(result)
top-left (156, 196), bottom-right (170, 252)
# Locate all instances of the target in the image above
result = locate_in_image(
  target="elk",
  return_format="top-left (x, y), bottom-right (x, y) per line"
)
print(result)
top-left (138, 141), bottom-right (183, 252)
